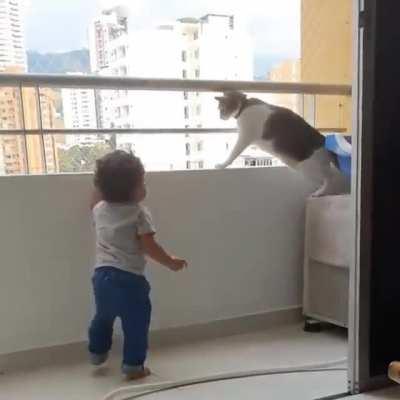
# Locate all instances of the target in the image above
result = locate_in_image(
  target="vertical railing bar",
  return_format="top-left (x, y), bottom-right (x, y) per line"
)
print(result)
top-left (313, 94), bottom-right (317, 128)
top-left (35, 85), bottom-right (48, 174)
top-left (18, 83), bottom-right (29, 175)
top-left (51, 134), bottom-right (57, 174)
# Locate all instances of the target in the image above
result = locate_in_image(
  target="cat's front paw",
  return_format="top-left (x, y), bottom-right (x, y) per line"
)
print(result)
top-left (311, 183), bottom-right (328, 197)
top-left (311, 189), bottom-right (324, 197)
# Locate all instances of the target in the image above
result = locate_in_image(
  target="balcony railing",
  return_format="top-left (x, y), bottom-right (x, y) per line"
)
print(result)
top-left (0, 73), bottom-right (352, 174)
top-left (0, 73), bottom-right (351, 93)
top-left (0, 73), bottom-right (351, 135)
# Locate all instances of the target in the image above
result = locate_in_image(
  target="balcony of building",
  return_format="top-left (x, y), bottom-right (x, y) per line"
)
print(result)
top-left (0, 73), bottom-right (352, 400)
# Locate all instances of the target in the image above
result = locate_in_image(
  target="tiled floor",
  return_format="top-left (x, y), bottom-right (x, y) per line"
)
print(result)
top-left (0, 324), bottom-right (349, 400)
top-left (351, 387), bottom-right (400, 399)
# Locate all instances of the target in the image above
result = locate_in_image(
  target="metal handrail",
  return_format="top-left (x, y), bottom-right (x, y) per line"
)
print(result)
top-left (0, 128), bottom-right (238, 135)
top-left (0, 73), bottom-right (352, 95)
top-left (0, 74), bottom-right (352, 138)
top-left (0, 127), bottom-right (347, 135)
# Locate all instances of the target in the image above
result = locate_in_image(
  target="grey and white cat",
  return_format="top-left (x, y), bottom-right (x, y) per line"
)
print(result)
top-left (215, 91), bottom-right (349, 196)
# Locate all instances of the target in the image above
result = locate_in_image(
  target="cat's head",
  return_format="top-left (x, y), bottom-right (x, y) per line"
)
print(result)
top-left (215, 91), bottom-right (247, 120)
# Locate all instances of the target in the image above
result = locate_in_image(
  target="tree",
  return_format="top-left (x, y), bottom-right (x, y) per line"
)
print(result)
top-left (58, 143), bottom-right (112, 173)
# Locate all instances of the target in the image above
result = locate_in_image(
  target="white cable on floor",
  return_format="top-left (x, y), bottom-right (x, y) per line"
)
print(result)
top-left (103, 358), bottom-right (347, 400)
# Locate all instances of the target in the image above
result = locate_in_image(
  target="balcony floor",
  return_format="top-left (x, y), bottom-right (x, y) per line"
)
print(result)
top-left (0, 323), bottom-right (348, 400)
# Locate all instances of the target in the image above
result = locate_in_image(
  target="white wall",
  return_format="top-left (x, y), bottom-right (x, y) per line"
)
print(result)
top-left (0, 168), bottom-right (314, 355)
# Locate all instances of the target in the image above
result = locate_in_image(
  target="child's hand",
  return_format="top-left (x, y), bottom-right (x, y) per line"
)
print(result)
top-left (140, 234), bottom-right (188, 271)
top-left (168, 257), bottom-right (188, 271)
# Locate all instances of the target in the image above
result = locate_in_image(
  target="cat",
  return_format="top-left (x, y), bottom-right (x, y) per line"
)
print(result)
top-left (215, 91), bottom-right (350, 196)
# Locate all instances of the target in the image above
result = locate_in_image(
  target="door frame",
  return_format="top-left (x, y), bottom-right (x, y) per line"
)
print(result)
top-left (348, 0), bottom-right (392, 393)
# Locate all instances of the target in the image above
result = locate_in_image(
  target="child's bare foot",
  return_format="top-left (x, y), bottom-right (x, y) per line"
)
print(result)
top-left (125, 367), bottom-right (151, 381)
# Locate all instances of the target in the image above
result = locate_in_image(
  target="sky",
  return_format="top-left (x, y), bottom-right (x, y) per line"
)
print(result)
top-left (25, 0), bottom-right (300, 59)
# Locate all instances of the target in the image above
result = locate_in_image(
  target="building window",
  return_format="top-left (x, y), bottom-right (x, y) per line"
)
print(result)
top-left (123, 105), bottom-right (130, 115)
top-left (195, 69), bottom-right (200, 78)
top-left (185, 160), bottom-right (204, 170)
top-left (185, 142), bottom-right (191, 156)
top-left (183, 91), bottom-right (188, 100)
top-left (194, 32), bottom-right (198, 40)
top-left (196, 105), bottom-right (201, 115)
top-left (181, 51), bottom-right (186, 62)
top-left (244, 158), bottom-right (273, 167)
top-left (182, 70), bottom-right (187, 79)
top-left (197, 141), bottom-right (203, 151)
top-left (184, 106), bottom-right (189, 119)
top-left (195, 49), bottom-right (199, 59)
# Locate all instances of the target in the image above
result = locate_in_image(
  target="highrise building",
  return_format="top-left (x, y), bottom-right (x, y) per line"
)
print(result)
top-left (0, 2), bottom-right (59, 175)
top-left (88, 9), bottom-right (255, 170)
top-left (25, 88), bottom-right (60, 174)
top-left (0, 0), bottom-right (27, 174)
top-left (0, 68), bottom-right (60, 174)
top-left (88, 7), bottom-right (128, 130)
top-left (0, 84), bottom-right (26, 174)
top-left (0, 0), bottom-right (27, 71)
top-left (301, 0), bottom-right (352, 133)
top-left (88, 7), bottom-right (128, 74)
top-left (178, 14), bottom-right (254, 170)
top-left (61, 74), bottom-right (100, 148)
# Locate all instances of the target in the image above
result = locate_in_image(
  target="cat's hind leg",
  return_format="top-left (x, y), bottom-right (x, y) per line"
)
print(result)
top-left (311, 179), bottom-right (330, 197)
top-left (311, 162), bottom-right (351, 197)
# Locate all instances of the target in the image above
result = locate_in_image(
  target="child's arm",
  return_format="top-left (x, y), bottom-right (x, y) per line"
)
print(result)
top-left (139, 233), bottom-right (187, 271)
top-left (90, 188), bottom-right (103, 210)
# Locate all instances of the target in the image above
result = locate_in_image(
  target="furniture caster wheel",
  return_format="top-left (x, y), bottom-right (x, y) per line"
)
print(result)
top-left (304, 318), bottom-right (322, 332)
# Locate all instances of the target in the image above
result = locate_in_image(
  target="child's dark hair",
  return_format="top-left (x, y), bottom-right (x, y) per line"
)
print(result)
top-left (94, 150), bottom-right (144, 203)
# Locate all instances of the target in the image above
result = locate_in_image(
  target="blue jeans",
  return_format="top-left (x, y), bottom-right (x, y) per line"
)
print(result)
top-left (88, 267), bottom-right (151, 372)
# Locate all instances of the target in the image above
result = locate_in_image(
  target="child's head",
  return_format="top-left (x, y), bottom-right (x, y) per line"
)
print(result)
top-left (94, 150), bottom-right (146, 203)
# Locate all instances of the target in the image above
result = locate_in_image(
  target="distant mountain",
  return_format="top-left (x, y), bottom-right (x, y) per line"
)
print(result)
top-left (27, 49), bottom-right (90, 74)
top-left (27, 48), bottom-right (286, 81)
top-left (254, 53), bottom-right (288, 81)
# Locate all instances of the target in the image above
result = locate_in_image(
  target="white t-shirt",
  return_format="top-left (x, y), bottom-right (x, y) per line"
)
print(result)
top-left (93, 201), bottom-right (156, 275)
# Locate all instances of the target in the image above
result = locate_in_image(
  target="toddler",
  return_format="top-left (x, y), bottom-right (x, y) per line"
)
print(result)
top-left (88, 150), bottom-right (187, 380)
